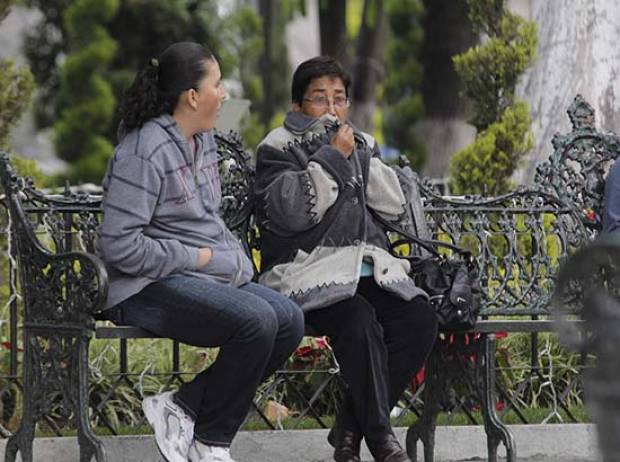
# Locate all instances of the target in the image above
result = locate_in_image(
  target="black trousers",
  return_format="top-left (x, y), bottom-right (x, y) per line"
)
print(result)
top-left (305, 277), bottom-right (438, 442)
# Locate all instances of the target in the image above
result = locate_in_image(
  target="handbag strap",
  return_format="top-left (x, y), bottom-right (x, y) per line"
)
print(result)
top-left (371, 210), bottom-right (473, 258)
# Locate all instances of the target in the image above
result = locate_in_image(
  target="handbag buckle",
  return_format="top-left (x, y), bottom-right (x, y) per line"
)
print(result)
top-left (429, 295), bottom-right (444, 307)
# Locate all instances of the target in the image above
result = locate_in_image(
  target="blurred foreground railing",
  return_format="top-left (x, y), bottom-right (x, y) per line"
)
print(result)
top-left (555, 234), bottom-right (620, 462)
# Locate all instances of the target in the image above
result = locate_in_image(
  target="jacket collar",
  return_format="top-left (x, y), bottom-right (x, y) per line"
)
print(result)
top-left (150, 114), bottom-right (208, 164)
top-left (283, 110), bottom-right (364, 138)
top-left (152, 113), bottom-right (187, 143)
top-left (283, 111), bottom-right (325, 135)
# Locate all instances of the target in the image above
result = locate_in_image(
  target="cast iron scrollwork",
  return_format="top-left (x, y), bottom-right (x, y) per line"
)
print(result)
top-left (534, 94), bottom-right (620, 231)
top-left (0, 131), bottom-right (256, 461)
top-left (404, 95), bottom-right (613, 461)
top-left (216, 130), bottom-right (255, 231)
top-left (416, 188), bottom-right (588, 317)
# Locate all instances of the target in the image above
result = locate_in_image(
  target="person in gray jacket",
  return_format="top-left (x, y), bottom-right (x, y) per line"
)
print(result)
top-left (97, 42), bottom-right (304, 462)
top-left (255, 56), bottom-right (438, 462)
top-left (603, 158), bottom-right (620, 232)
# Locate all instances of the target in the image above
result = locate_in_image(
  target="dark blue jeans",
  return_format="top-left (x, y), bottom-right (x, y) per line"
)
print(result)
top-left (108, 275), bottom-right (304, 446)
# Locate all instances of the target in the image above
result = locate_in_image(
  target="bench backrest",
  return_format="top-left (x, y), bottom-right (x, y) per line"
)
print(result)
top-left (534, 94), bottom-right (620, 233)
top-left (1, 95), bottom-right (617, 322)
top-left (415, 186), bottom-right (588, 317)
top-left (0, 131), bottom-right (256, 326)
top-left (412, 95), bottom-right (620, 317)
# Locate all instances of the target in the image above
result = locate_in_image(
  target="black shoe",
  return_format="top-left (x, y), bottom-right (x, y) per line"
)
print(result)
top-left (366, 432), bottom-right (411, 462)
top-left (328, 424), bottom-right (362, 462)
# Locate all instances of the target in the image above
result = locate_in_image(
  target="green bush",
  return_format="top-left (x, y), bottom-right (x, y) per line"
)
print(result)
top-left (54, 0), bottom-right (119, 184)
top-left (449, 102), bottom-right (533, 195)
top-left (0, 60), bottom-right (35, 151)
top-left (10, 155), bottom-right (54, 188)
top-left (453, 15), bottom-right (537, 131)
top-left (449, 0), bottom-right (537, 196)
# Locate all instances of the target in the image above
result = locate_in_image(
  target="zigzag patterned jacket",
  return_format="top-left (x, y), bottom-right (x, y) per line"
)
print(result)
top-left (255, 111), bottom-right (428, 311)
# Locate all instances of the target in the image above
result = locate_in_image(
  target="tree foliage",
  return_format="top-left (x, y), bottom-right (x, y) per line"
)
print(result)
top-left (256, 0), bottom-right (292, 128)
top-left (449, 0), bottom-right (537, 195)
top-left (108, 1), bottom-right (230, 73)
top-left (449, 102), bottom-right (533, 194)
top-left (54, 0), bottom-right (119, 183)
top-left (24, 0), bottom-right (294, 175)
top-left (0, 2), bottom-right (36, 150)
top-left (316, 0), bottom-right (426, 163)
top-left (104, 0), bottom-right (234, 144)
top-left (454, 13), bottom-right (537, 131)
top-left (23, 0), bottom-right (71, 128)
top-left (0, 59), bottom-right (35, 151)
top-left (0, 1), bottom-right (50, 186)
top-left (383, 0), bottom-right (425, 167)
top-left (224, 5), bottom-right (265, 149)
top-left (23, 1), bottom-right (415, 171)
top-left (226, 0), bottom-right (303, 149)
top-left (25, 1), bottom-right (233, 131)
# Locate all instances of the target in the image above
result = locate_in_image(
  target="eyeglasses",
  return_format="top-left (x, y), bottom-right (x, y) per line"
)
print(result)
top-left (303, 95), bottom-right (351, 108)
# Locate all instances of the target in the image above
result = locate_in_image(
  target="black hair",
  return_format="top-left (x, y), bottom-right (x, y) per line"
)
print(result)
top-left (291, 56), bottom-right (351, 105)
top-left (118, 42), bottom-right (214, 135)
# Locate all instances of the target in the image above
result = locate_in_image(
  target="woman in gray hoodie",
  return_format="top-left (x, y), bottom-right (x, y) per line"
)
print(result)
top-left (97, 42), bottom-right (304, 462)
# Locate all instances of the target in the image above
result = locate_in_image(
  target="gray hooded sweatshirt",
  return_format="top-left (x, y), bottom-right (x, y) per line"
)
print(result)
top-left (97, 114), bottom-right (254, 309)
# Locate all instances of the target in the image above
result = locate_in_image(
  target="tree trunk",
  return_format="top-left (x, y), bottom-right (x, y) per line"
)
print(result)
top-left (417, 0), bottom-right (476, 179)
top-left (515, 0), bottom-right (620, 182)
top-left (258, 0), bottom-right (291, 126)
top-left (350, 0), bottom-right (385, 133)
top-left (318, 0), bottom-right (349, 68)
top-left (258, 0), bottom-right (276, 126)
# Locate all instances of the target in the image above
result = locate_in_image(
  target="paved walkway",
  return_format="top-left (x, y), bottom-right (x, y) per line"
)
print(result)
top-left (0, 424), bottom-right (600, 461)
top-left (319, 456), bottom-right (594, 462)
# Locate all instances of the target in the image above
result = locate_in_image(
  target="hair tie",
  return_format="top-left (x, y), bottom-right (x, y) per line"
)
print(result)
top-left (148, 58), bottom-right (160, 83)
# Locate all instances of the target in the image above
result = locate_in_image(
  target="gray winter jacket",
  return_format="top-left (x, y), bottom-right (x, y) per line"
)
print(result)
top-left (255, 111), bottom-right (427, 311)
top-left (97, 114), bottom-right (254, 309)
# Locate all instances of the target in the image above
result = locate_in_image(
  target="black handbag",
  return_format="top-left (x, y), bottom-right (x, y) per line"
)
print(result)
top-left (373, 213), bottom-right (481, 331)
top-left (409, 251), bottom-right (481, 331)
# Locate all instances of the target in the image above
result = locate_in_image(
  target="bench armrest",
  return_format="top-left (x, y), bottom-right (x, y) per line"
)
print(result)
top-left (16, 245), bottom-right (108, 327)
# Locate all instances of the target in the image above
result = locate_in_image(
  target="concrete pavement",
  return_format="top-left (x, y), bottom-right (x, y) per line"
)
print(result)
top-left (0, 424), bottom-right (601, 461)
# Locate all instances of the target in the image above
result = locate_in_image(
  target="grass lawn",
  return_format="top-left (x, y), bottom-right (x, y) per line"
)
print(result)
top-left (34, 405), bottom-right (590, 437)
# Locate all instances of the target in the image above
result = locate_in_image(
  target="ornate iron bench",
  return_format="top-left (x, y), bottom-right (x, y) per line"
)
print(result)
top-left (403, 94), bottom-right (620, 462)
top-left (0, 95), bottom-right (617, 462)
top-left (0, 132), bottom-right (263, 462)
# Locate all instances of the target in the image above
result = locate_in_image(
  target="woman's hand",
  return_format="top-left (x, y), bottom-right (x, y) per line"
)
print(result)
top-left (330, 124), bottom-right (354, 158)
top-left (197, 247), bottom-right (213, 267)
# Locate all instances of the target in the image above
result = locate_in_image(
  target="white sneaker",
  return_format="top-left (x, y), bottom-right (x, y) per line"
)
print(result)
top-left (142, 390), bottom-right (195, 462)
top-left (188, 440), bottom-right (236, 462)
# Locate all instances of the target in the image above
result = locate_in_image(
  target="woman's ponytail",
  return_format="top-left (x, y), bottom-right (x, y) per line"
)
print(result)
top-left (117, 42), bottom-right (214, 138)
top-left (117, 59), bottom-right (166, 137)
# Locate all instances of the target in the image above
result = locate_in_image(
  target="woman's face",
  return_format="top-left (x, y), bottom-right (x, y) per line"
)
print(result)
top-left (193, 59), bottom-right (227, 131)
top-left (293, 76), bottom-right (349, 124)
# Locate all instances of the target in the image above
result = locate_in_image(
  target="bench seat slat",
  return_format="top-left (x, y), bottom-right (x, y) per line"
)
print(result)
top-left (95, 324), bottom-right (324, 339)
top-left (95, 326), bottom-right (157, 339)
top-left (471, 319), bottom-right (582, 333)
top-left (95, 319), bottom-right (584, 340)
